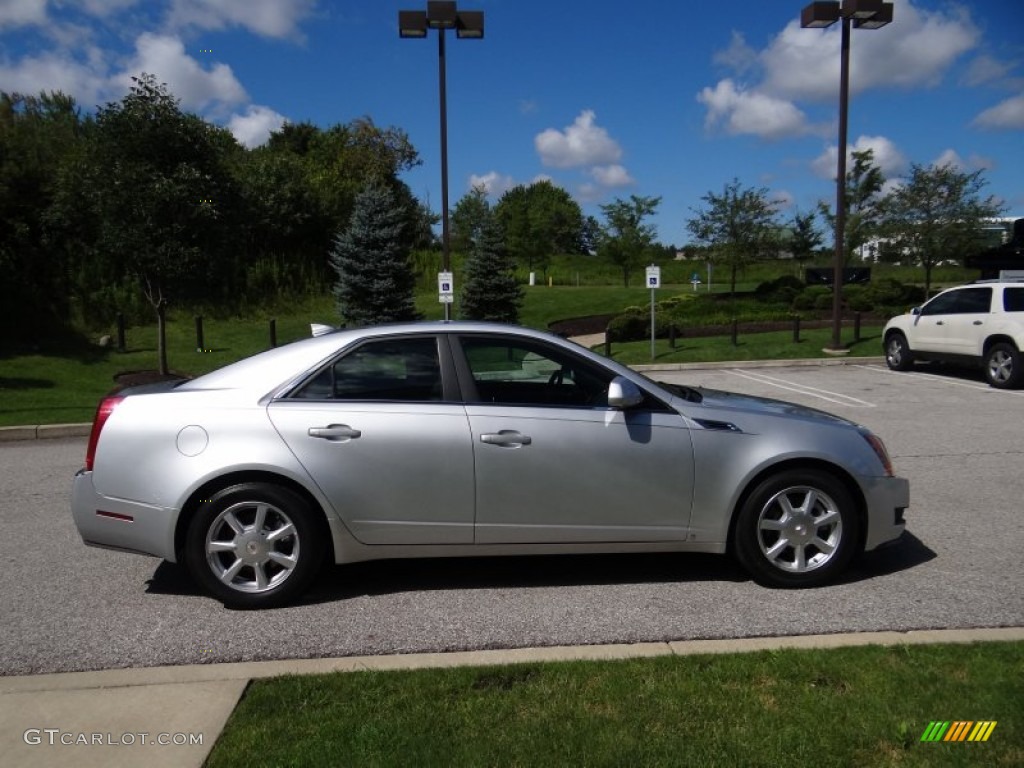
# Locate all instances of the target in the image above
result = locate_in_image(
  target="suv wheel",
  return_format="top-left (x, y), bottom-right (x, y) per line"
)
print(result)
top-left (984, 343), bottom-right (1022, 389)
top-left (885, 333), bottom-right (914, 371)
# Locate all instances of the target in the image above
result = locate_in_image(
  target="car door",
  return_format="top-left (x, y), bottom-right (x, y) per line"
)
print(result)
top-left (453, 334), bottom-right (695, 544)
top-left (912, 290), bottom-right (963, 353)
top-left (268, 334), bottom-right (475, 545)
top-left (938, 287), bottom-right (993, 356)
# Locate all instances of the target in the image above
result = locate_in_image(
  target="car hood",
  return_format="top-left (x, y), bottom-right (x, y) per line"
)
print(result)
top-left (686, 387), bottom-right (857, 427)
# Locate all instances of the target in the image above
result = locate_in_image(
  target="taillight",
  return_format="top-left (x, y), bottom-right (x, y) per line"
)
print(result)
top-left (85, 396), bottom-right (124, 471)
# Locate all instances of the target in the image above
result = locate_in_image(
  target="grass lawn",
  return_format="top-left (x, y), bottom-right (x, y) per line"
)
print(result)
top-left (0, 288), bottom-right (881, 427)
top-left (206, 641), bottom-right (1022, 768)
top-left (605, 326), bottom-right (885, 365)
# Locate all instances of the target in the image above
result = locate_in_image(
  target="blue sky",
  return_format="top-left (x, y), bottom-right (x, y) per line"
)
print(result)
top-left (2, 0), bottom-right (1022, 245)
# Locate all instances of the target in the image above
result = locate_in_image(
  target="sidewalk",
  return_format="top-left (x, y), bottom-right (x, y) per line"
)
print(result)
top-left (3, 627), bottom-right (1022, 767)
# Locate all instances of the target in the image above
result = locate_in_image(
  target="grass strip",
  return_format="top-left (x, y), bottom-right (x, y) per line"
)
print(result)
top-left (206, 641), bottom-right (1022, 768)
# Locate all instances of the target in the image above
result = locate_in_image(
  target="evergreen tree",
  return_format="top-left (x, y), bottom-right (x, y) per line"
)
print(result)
top-left (459, 211), bottom-right (522, 323)
top-left (330, 183), bottom-right (420, 327)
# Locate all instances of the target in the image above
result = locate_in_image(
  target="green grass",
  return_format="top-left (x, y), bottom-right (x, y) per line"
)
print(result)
top-left (605, 325), bottom-right (885, 365)
top-left (206, 641), bottom-right (1023, 768)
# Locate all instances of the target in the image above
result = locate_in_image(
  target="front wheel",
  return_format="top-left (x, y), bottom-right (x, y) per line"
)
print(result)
top-left (734, 470), bottom-right (860, 588)
top-left (885, 333), bottom-right (914, 371)
top-left (984, 342), bottom-right (1021, 389)
top-left (185, 482), bottom-right (325, 608)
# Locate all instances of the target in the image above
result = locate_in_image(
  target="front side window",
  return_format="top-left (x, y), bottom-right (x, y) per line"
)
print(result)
top-left (292, 337), bottom-right (442, 401)
top-left (921, 288), bottom-right (991, 316)
top-left (459, 337), bottom-right (613, 408)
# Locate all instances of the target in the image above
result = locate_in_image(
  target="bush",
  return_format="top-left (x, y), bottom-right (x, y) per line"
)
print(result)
top-left (793, 285), bottom-right (831, 311)
top-left (755, 274), bottom-right (805, 302)
top-left (842, 284), bottom-right (874, 312)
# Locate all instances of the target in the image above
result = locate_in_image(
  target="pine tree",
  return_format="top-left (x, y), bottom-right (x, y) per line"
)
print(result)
top-left (330, 183), bottom-right (420, 327)
top-left (459, 212), bottom-right (522, 323)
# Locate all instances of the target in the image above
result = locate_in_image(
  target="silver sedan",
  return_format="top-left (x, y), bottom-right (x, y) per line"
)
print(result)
top-left (72, 323), bottom-right (908, 607)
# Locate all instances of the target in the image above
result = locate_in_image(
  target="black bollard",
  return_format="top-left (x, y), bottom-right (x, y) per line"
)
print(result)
top-left (269, 318), bottom-right (277, 348)
top-left (116, 312), bottom-right (126, 353)
top-left (195, 315), bottom-right (204, 352)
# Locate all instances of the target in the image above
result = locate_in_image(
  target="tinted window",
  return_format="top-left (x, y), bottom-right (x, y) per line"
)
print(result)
top-left (293, 337), bottom-right (442, 401)
top-left (1004, 288), bottom-right (1024, 313)
top-left (921, 287), bottom-right (991, 315)
top-left (459, 337), bottom-right (613, 408)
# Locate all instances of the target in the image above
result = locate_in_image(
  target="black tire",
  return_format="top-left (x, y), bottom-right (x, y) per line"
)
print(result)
top-left (184, 482), bottom-right (325, 608)
top-left (734, 469), bottom-right (860, 588)
top-left (885, 332), bottom-right (914, 371)
top-left (984, 342), bottom-right (1022, 389)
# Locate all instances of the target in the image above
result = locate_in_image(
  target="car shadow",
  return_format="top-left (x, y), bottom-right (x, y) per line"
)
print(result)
top-left (144, 531), bottom-right (936, 607)
top-left (914, 361), bottom-right (988, 386)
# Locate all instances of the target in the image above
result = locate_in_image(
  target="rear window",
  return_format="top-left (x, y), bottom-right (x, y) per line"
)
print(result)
top-left (1004, 288), bottom-right (1024, 312)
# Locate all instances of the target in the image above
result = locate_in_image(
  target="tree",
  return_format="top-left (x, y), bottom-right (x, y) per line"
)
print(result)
top-left (330, 183), bottom-right (420, 327)
top-left (882, 162), bottom-right (1006, 295)
top-left (450, 184), bottom-right (490, 253)
top-left (599, 194), bottom-right (661, 287)
top-left (494, 180), bottom-right (585, 274)
top-left (459, 209), bottom-right (522, 323)
top-left (686, 179), bottom-right (780, 298)
top-left (788, 209), bottom-right (824, 277)
top-left (78, 74), bottom-right (242, 374)
top-left (0, 91), bottom-right (89, 341)
top-left (818, 148), bottom-right (885, 264)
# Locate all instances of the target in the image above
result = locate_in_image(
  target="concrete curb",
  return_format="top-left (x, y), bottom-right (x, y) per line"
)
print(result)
top-left (0, 358), bottom-right (888, 442)
top-left (0, 423), bottom-right (91, 442)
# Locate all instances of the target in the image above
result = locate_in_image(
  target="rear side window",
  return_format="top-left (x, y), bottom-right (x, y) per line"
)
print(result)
top-left (292, 337), bottom-right (442, 401)
top-left (1004, 288), bottom-right (1024, 312)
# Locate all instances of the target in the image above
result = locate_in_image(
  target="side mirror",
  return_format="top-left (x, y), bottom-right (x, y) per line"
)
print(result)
top-left (910, 307), bottom-right (921, 316)
top-left (608, 376), bottom-right (643, 409)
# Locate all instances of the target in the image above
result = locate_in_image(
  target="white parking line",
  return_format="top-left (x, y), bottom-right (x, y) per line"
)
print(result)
top-left (854, 364), bottom-right (1024, 396)
top-left (725, 370), bottom-right (876, 407)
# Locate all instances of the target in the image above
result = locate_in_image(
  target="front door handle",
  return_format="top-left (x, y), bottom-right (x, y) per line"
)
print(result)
top-left (308, 424), bottom-right (361, 441)
top-left (480, 430), bottom-right (532, 447)
top-left (936, 320), bottom-right (945, 325)
top-left (973, 320), bottom-right (983, 325)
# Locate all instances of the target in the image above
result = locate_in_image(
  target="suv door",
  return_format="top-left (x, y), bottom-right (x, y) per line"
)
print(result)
top-left (453, 334), bottom-right (695, 544)
top-left (913, 287), bottom-right (992, 355)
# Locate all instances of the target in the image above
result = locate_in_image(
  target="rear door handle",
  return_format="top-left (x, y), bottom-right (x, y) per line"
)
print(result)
top-left (480, 430), bottom-right (532, 447)
top-left (936, 320), bottom-right (944, 325)
top-left (308, 424), bottom-right (361, 441)
top-left (973, 320), bottom-right (983, 325)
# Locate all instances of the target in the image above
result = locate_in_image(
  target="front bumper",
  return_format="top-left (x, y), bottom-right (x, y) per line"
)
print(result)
top-left (71, 469), bottom-right (179, 561)
top-left (862, 474), bottom-right (909, 551)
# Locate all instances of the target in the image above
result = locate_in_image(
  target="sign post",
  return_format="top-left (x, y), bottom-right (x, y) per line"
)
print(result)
top-left (646, 265), bottom-right (661, 361)
top-left (438, 271), bottom-right (454, 312)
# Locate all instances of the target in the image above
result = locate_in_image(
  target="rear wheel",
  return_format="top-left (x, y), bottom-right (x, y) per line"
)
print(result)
top-left (984, 342), bottom-right (1021, 389)
top-left (885, 332), bottom-right (914, 371)
top-left (185, 482), bottom-right (325, 608)
top-left (734, 470), bottom-right (859, 588)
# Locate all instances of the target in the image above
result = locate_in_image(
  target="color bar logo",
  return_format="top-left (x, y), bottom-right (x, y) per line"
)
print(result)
top-left (920, 721), bottom-right (997, 742)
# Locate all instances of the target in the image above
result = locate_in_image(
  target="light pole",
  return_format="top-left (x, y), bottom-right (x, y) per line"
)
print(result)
top-left (399, 1), bottom-right (484, 321)
top-left (801, 0), bottom-right (892, 351)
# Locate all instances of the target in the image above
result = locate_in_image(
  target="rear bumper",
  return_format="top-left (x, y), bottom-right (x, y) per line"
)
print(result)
top-left (71, 469), bottom-right (179, 562)
top-left (862, 475), bottom-right (909, 551)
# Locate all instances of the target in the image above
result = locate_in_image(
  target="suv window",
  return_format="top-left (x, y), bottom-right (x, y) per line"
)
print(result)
top-left (1004, 288), bottom-right (1024, 313)
top-left (921, 287), bottom-right (992, 316)
top-left (293, 337), bottom-right (442, 401)
top-left (459, 337), bottom-right (613, 408)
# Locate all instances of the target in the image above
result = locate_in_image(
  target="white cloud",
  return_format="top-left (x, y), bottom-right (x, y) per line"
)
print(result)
top-left (228, 104), bottom-right (286, 148)
top-left (0, 0), bottom-right (47, 28)
top-left (713, 30), bottom-right (758, 75)
top-left (761, 0), bottom-right (979, 101)
top-left (167, 0), bottom-right (316, 40)
top-left (972, 93), bottom-right (1024, 130)
top-left (0, 49), bottom-right (108, 104)
top-left (933, 149), bottom-right (965, 170)
top-left (698, 79), bottom-right (815, 140)
top-left (117, 33), bottom-right (247, 113)
top-left (535, 110), bottom-right (622, 169)
top-left (589, 164), bottom-right (634, 187)
top-left (72, 0), bottom-right (141, 16)
top-left (468, 171), bottom-right (516, 198)
top-left (811, 135), bottom-right (907, 179)
top-left (962, 54), bottom-right (1015, 87)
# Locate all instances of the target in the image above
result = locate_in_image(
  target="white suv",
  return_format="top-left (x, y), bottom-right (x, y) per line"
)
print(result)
top-left (883, 280), bottom-right (1024, 389)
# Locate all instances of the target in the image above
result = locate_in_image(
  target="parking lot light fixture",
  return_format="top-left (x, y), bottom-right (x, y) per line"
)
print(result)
top-left (801, 0), bottom-right (892, 352)
top-left (399, 1), bottom-right (484, 321)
